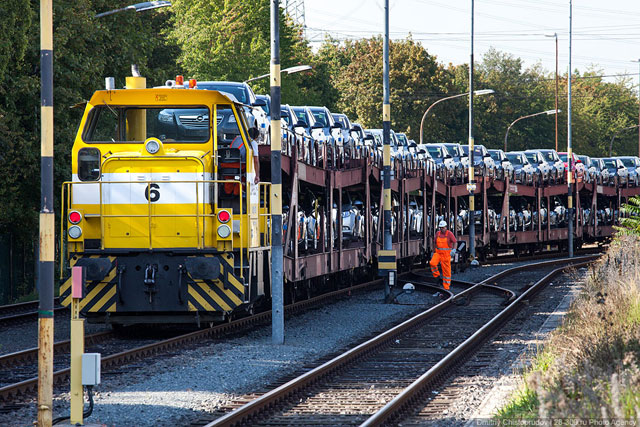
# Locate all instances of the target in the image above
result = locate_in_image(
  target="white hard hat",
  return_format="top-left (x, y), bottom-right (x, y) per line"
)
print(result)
top-left (438, 220), bottom-right (447, 228)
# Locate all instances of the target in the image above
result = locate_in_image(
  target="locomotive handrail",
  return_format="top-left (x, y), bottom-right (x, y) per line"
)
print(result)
top-left (61, 178), bottom-right (251, 256)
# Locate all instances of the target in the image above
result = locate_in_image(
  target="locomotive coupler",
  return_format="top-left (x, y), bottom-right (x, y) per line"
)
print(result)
top-left (144, 264), bottom-right (158, 304)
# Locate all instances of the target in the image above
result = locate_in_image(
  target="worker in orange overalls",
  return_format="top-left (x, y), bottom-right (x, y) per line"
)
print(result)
top-left (430, 220), bottom-right (457, 290)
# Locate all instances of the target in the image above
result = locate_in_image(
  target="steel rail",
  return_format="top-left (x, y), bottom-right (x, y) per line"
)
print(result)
top-left (362, 257), bottom-right (597, 426)
top-left (0, 297), bottom-right (60, 317)
top-left (203, 255), bottom-right (596, 427)
top-left (0, 274), bottom-right (405, 402)
top-left (0, 306), bottom-right (67, 327)
top-left (0, 330), bottom-right (114, 370)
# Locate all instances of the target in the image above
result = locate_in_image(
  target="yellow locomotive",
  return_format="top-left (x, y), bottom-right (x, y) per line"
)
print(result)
top-left (59, 76), bottom-right (271, 325)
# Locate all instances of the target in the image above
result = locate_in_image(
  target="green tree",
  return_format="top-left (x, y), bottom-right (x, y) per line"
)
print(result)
top-left (168, 0), bottom-right (323, 105)
top-left (319, 36), bottom-right (448, 140)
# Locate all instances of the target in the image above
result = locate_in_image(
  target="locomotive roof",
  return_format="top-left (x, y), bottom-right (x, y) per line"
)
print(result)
top-left (88, 88), bottom-right (242, 107)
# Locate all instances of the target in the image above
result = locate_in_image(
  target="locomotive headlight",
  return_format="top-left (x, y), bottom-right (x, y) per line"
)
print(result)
top-left (145, 138), bottom-right (162, 154)
top-left (217, 224), bottom-right (231, 239)
top-left (68, 225), bottom-right (82, 239)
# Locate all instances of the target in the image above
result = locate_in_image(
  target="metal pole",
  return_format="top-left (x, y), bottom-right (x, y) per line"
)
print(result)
top-left (270, 0), bottom-right (284, 344)
top-left (555, 34), bottom-right (559, 153)
top-left (468, 0), bottom-right (478, 266)
top-left (567, 0), bottom-right (574, 257)
top-left (38, 0), bottom-right (55, 424)
top-left (380, 0), bottom-right (395, 299)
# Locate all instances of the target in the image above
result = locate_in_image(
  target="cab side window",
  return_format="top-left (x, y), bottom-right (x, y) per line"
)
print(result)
top-left (78, 148), bottom-right (101, 181)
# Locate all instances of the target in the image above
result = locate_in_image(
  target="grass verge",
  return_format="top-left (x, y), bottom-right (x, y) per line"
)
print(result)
top-left (496, 236), bottom-right (640, 421)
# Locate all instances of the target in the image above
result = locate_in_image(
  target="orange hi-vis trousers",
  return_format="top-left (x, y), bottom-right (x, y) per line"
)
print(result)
top-left (430, 235), bottom-right (452, 290)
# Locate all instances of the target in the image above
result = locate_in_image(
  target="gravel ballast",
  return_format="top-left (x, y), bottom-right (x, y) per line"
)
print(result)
top-left (2, 259), bottom-right (572, 426)
top-left (5, 288), bottom-right (440, 426)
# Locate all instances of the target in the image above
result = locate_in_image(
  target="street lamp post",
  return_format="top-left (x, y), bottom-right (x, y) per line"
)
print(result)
top-left (419, 89), bottom-right (494, 146)
top-left (546, 33), bottom-right (559, 152)
top-left (95, 0), bottom-right (171, 17)
top-left (245, 65), bottom-right (312, 83)
top-left (503, 109), bottom-right (561, 152)
top-left (609, 125), bottom-right (640, 157)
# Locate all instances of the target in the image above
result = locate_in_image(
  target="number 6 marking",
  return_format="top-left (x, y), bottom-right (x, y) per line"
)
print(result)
top-left (145, 183), bottom-right (160, 202)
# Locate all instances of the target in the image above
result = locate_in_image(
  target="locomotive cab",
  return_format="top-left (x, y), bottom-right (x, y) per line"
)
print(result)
top-left (59, 78), bottom-right (270, 325)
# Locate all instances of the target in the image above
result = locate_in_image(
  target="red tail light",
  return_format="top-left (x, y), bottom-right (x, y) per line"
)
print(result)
top-left (218, 210), bottom-right (231, 223)
top-left (69, 211), bottom-right (82, 224)
top-left (176, 75), bottom-right (184, 85)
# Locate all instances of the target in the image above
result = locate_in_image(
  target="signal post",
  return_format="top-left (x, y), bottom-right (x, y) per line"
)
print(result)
top-left (380, 0), bottom-right (397, 299)
top-left (38, 0), bottom-right (55, 424)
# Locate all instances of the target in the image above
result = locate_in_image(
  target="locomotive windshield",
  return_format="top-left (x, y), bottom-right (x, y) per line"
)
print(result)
top-left (83, 105), bottom-right (210, 143)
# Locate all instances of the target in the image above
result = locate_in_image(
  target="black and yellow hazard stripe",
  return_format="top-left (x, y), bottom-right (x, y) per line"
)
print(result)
top-left (377, 249), bottom-right (397, 276)
top-left (59, 255), bottom-right (117, 313)
top-left (187, 253), bottom-right (246, 313)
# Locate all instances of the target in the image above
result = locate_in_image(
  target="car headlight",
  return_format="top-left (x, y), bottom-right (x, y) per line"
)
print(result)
top-left (158, 111), bottom-right (173, 123)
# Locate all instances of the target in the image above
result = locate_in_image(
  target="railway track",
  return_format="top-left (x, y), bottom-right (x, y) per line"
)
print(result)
top-left (476, 245), bottom-right (604, 266)
top-left (199, 255), bottom-right (596, 426)
top-left (0, 274), bottom-right (446, 404)
top-left (0, 298), bottom-right (66, 327)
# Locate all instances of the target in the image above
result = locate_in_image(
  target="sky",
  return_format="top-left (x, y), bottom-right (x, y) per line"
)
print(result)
top-left (303, 0), bottom-right (640, 84)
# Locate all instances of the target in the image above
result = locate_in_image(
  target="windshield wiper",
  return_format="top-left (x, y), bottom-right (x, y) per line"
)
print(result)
top-left (103, 101), bottom-right (118, 117)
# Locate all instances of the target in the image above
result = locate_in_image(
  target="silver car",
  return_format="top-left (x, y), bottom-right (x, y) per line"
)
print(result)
top-left (524, 150), bottom-right (554, 184)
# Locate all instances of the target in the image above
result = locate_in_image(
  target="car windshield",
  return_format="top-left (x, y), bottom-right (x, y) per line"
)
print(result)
top-left (257, 99), bottom-right (270, 115)
top-left (444, 145), bottom-right (460, 156)
top-left (525, 153), bottom-right (539, 163)
top-left (334, 115), bottom-right (349, 129)
top-left (620, 158), bottom-right (636, 168)
top-left (397, 135), bottom-right (409, 146)
top-left (281, 111), bottom-right (291, 126)
top-left (558, 153), bottom-right (568, 162)
top-left (541, 151), bottom-right (557, 162)
top-left (292, 109), bottom-right (308, 123)
top-left (461, 146), bottom-right (483, 157)
top-left (198, 83), bottom-right (250, 104)
top-left (489, 151), bottom-right (502, 161)
top-left (603, 159), bottom-right (617, 168)
top-left (310, 110), bottom-right (329, 127)
top-left (427, 146), bottom-right (445, 158)
top-left (506, 153), bottom-right (524, 165)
